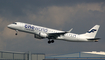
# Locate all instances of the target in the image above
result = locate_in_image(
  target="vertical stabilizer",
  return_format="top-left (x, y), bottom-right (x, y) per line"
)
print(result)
top-left (80, 25), bottom-right (100, 38)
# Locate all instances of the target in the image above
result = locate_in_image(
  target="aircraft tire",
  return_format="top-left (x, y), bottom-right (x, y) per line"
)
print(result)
top-left (51, 40), bottom-right (54, 43)
top-left (15, 33), bottom-right (17, 35)
top-left (48, 41), bottom-right (51, 44)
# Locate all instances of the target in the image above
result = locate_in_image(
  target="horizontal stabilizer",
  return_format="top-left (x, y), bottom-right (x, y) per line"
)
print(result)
top-left (88, 38), bottom-right (100, 40)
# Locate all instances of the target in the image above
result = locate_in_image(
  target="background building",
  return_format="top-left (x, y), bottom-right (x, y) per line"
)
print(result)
top-left (46, 51), bottom-right (105, 60)
top-left (0, 51), bottom-right (45, 60)
top-left (1, 51), bottom-right (105, 60)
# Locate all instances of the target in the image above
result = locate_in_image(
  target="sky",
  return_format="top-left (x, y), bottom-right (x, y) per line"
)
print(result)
top-left (0, 0), bottom-right (105, 56)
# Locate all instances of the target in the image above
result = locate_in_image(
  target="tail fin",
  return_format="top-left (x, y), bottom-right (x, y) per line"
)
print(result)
top-left (80, 25), bottom-right (100, 38)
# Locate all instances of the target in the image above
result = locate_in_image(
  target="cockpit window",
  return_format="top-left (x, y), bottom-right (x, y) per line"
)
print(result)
top-left (13, 22), bottom-right (17, 25)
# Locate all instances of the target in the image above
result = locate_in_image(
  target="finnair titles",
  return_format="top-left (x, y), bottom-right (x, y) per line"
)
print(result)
top-left (8, 22), bottom-right (100, 44)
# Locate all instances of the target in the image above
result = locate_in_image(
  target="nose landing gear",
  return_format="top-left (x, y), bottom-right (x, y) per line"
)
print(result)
top-left (15, 30), bottom-right (18, 35)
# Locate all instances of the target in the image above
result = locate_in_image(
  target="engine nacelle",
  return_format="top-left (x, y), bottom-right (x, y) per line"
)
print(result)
top-left (34, 33), bottom-right (48, 39)
top-left (39, 32), bottom-right (48, 38)
top-left (34, 34), bottom-right (44, 39)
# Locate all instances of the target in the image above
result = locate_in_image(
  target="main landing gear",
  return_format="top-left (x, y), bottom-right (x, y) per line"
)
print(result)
top-left (48, 39), bottom-right (54, 44)
top-left (15, 30), bottom-right (18, 35)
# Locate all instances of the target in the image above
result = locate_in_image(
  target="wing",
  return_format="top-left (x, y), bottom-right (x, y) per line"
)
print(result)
top-left (47, 28), bottom-right (73, 39)
top-left (47, 32), bottom-right (67, 39)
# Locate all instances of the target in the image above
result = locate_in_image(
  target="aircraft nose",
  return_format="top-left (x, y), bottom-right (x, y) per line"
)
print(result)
top-left (7, 24), bottom-right (12, 28)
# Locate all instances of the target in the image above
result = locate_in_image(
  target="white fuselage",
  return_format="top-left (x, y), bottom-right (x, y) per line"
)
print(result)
top-left (8, 22), bottom-right (97, 42)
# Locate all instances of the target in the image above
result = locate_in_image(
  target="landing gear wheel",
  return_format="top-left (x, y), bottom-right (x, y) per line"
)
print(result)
top-left (15, 30), bottom-right (18, 35)
top-left (15, 33), bottom-right (17, 35)
top-left (51, 40), bottom-right (54, 43)
top-left (48, 41), bottom-right (51, 44)
top-left (48, 39), bottom-right (54, 44)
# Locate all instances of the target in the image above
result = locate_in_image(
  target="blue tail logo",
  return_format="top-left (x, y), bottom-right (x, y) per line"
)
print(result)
top-left (87, 29), bottom-right (97, 33)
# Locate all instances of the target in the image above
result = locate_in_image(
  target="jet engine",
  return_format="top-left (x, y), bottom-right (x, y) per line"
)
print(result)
top-left (34, 34), bottom-right (44, 39)
top-left (39, 32), bottom-right (48, 38)
top-left (34, 33), bottom-right (48, 39)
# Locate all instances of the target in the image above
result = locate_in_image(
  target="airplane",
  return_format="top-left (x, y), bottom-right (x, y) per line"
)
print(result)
top-left (7, 22), bottom-right (100, 44)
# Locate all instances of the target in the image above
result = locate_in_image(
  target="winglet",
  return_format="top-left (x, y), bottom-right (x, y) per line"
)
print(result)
top-left (67, 28), bottom-right (73, 33)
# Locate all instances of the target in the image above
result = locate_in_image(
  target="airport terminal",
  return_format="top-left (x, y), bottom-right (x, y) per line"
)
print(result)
top-left (46, 51), bottom-right (105, 60)
top-left (0, 51), bottom-right (45, 60)
top-left (0, 51), bottom-right (105, 60)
